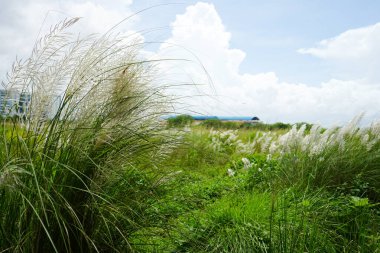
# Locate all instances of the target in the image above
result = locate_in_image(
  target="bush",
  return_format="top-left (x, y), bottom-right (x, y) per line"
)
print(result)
top-left (239, 122), bottom-right (292, 131)
top-left (269, 122), bottom-right (292, 130)
top-left (200, 118), bottom-right (223, 128)
top-left (167, 114), bottom-right (194, 128)
top-left (227, 154), bottom-right (279, 191)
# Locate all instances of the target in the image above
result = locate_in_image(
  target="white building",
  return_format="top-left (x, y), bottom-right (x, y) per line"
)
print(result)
top-left (0, 89), bottom-right (32, 117)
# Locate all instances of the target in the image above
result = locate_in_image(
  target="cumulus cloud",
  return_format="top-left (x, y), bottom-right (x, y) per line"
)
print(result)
top-left (298, 23), bottom-right (380, 60)
top-left (157, 2), bottom-right (380, 125)
top-left (298, 23), bottom-right (380, 82)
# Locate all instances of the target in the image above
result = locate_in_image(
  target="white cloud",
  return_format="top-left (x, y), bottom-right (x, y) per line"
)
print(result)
top-left (298, 23), bottom-right (380, 60)
top-left (298, 23), bottom-right (380, 82)
top-left (157, 2), bottom-right (380, 125)
top-left (157, 2), bottom-right (245, 85)
top-left (0, 0), bottom-right (135, 82)
top-left (2, 1), bottom-right (380, 126)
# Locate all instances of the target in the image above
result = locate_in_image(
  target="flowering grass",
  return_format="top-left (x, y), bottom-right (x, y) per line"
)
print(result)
top-left (134, 120), bottom-right (380, 252)
top-left (1, 18), bottom-right (380, 253)
top-left (0, 18), bottom-right (175, 252)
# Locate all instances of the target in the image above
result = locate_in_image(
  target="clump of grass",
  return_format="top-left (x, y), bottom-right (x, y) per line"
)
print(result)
top-left (172, 191), bottom-right (339, 253)
top-left (169, 186), bottom-right (379, 252)
top-left (164, 119), bottom-right (380, 252)
top-left (250, 115), bottom-right (380, 200)
top-left (170, 192), bottom-right (271, 253)
top-left (0, 18), bottom-right (174, 252)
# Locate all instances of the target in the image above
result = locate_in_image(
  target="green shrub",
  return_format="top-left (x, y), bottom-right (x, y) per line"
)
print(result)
top-left (167, 114), bottom-right (194, 128)
top-left (294, 122), bottom-right (312, 131)
top-left (227, 154), bottom-right (279, 191)
top-left (200, 118), bottom-right (224, 128)
top-left (269, 122), bottom-right (292, 130)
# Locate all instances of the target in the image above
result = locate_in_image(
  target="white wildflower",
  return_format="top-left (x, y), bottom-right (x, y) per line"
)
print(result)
top-left (227, 168), bottom-right (235, 177)
top-left (208, 129), bottom-right (243, 153)
top-left (366, 139), bottom-right (377, 151)
top-left (301, 135), bottom-right (311, 152)
top-left (309, 124), bottom-right (321, 138)
top-left (322, 126), bottom-right (338, 146)
top-left (309, 143), bottom-right (324, 157)
top-left (370, 121), bottom-right (380, 137)
top-left (236, 141), bottom-right (255, 154)
top-left (241, 157), bottom-right (252, 170)
top-left (269, 142), bottom-right (278, 154)
top-left (361, 133), bottom-right (369, 144)
top-left (261, 135), bottom-right (272, 152)
top-left (340, 113), bottom-right (363, 136)
top-left (297, 124), bottom-right (306, 137)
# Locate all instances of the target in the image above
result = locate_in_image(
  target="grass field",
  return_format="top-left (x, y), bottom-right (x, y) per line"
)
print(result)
top-left (125, 120), bottom-right (380, 252)
top-left (0, 18), bottom-right (379, 252)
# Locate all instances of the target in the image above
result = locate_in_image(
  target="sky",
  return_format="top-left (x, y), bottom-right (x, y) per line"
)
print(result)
top-left (1, 0), bottom-right (380, 126)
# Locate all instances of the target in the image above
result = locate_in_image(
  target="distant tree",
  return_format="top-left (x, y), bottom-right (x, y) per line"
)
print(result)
top-left (295, 122), bottom-right (313, 131)
top-left (269, 122), bottom-right (292, 130)
top-left (200, 118), bottom-right (223, 129)
top-left (167, 114), bottom-right (194, 128)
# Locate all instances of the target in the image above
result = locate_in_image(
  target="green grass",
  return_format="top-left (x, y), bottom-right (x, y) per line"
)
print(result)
top-left (125, 123), bottom-right (380, 252)
top-left (1, 18), bottom-right (380, 253)
top-left (167, 114), bottom-right (194, 128)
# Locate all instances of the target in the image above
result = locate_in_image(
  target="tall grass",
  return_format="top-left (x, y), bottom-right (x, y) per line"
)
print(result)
top-left (0, 18), bottom-right (174, 252)
top-left (254, 115), bottom-right (380, 200)
top-left (1, 17), bottom-right (379, 253)
top-left (169, 121), bottom-right (380, 252)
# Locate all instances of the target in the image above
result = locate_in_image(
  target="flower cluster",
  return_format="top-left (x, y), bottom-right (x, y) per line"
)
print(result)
top-left (254, 114), bottom-right (380, 158)
top-left (208, 129), bottom-right (257, 154)
top-left (226, 157), bottom-right (265, 177)
top-left (208, 129), bottom-right (241, 153)
top-left (241, 157), bottom-right (253, 170)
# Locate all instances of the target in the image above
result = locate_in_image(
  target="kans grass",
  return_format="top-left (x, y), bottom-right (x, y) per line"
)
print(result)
top-left (0, 18), bottom-right (380, 253)
top-left (0, 18), bottom-right (175, 252)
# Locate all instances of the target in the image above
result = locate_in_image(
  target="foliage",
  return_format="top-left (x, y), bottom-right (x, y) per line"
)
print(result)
top-left (200, 120), bottom-right (293, 131)
top-left (167, 114), bottom-right (194, 128)
top-left (137, 121), bottom-right (380, 252)
top-left (200, 118), bottom-right (224, 128)
top-left (227, 154), bottom-right (279, 191)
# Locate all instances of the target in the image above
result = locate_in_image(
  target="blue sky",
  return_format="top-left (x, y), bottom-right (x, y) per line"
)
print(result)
top-left (131, 0), bottom-right (380, 84)
top-left (1, 0), bottom-right (380, 125)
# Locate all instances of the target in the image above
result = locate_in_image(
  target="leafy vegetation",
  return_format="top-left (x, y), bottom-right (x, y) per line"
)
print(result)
top-left (199, 119), bottom-right (301, 131)
top-left (167, 114), bottom-right (194, 128)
